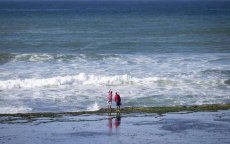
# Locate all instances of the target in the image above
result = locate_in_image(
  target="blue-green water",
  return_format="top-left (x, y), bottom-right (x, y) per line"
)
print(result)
top-left (0, 1), bottom-right (230, 113)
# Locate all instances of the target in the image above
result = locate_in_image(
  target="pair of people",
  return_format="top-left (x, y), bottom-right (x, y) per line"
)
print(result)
top-left (107, 90), bottom-right (121, 114)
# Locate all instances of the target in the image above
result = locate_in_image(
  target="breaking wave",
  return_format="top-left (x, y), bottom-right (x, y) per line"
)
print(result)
top-left (0, 73), bottom-right (163, 89)
top-left (0, 73), bottom-right (227, 90)
top-left (0, 53), bottom-right (15, 64)
top-left (87, 102), bottom-right (100, 111)
top-left (201, 69), bottom-right (230, 77)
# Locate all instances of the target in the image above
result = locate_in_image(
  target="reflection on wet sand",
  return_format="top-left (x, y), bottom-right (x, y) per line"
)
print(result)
top-left (114, 115), bottom-right (121, 128)
top-left (107, 114), bottom-right (121, 132)
top-left (107, 117), bottom-right (113, 133)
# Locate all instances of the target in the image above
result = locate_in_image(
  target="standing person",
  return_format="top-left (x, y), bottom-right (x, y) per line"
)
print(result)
top-left (107, 90), bottom-right (113, 114)
top-left (114, 92), bottom-right (121, 113)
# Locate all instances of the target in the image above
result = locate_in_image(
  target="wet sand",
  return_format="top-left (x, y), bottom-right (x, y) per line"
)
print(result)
top-left (0, 109), bottom-right (230, 144)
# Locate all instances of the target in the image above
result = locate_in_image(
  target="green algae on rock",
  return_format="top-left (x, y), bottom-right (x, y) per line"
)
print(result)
top-left (0, 104), bottom-right (230, 119)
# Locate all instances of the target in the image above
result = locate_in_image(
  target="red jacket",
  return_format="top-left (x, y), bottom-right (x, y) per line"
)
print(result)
top-left (114, 94), bottom-right (121, 103)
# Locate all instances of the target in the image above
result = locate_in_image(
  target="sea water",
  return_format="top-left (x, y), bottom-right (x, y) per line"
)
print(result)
top-left (0, 1), bottom-right (230, 113)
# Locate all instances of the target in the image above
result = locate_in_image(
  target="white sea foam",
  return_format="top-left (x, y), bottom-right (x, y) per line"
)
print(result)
top-left (0, 53), bottom-right (229, 114)
top-left (87, 102), bottom-right (100, 111)
top-left (11, 53), bottom-right (125, 62)
top-left (14, 53), bottom-right (55, 62)
top-left (0, 73), bottom-right (226, 90)
top-left (0, 106), bottom-right (32, 114)
top-left (0, 73), bottom-right (161, 90)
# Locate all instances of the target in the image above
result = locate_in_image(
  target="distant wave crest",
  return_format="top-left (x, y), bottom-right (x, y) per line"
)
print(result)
top-left (0, 53), bottom-right (124, 63)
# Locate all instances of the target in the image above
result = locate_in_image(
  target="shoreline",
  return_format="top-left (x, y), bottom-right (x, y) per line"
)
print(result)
top-left (1, 105), bottom-right (230, 144)
top-left (1, 104), bottom-right (230, 118)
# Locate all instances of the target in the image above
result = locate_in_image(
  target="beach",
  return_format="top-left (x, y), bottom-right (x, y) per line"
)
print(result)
top-left (1, 107), bottom-right (230, 144)
top-left (0, 1), bottom-right (230, 143)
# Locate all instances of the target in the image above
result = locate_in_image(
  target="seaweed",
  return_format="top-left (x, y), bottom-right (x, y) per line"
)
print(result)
top-left (0, 104), bottom-right (230, 119)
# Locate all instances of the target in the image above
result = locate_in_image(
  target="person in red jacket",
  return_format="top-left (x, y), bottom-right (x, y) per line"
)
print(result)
top-left (114, 92), bottom-right (121, 113)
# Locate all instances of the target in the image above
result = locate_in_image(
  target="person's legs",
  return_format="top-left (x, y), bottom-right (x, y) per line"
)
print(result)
top-left (109, 106), bottom-right (111, 116)
top-left (109, 105), bottom-right (112, 113)
top-left (107, 105), bottom-right (110, 112)
top-left (118, 106), bottom-right (120, 114)
top-left (108, 102), bottom-right (112, 115)
top-left (116, 102), bottom-right (121, 113)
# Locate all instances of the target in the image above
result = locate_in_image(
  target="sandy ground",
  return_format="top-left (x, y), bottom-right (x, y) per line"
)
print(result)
top-left (0, 110), bottom-right (230, 144)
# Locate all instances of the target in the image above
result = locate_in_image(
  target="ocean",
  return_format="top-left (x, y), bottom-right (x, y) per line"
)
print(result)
top-left (0, 1), bottom-right (229, 113)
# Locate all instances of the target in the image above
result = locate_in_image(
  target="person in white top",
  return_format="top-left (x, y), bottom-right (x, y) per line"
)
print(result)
top-left (107, 90), bottom-right (113, 114)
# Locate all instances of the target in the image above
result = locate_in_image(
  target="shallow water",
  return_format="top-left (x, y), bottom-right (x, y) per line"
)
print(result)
top-left (0, 110), bottom-right (230, 144)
